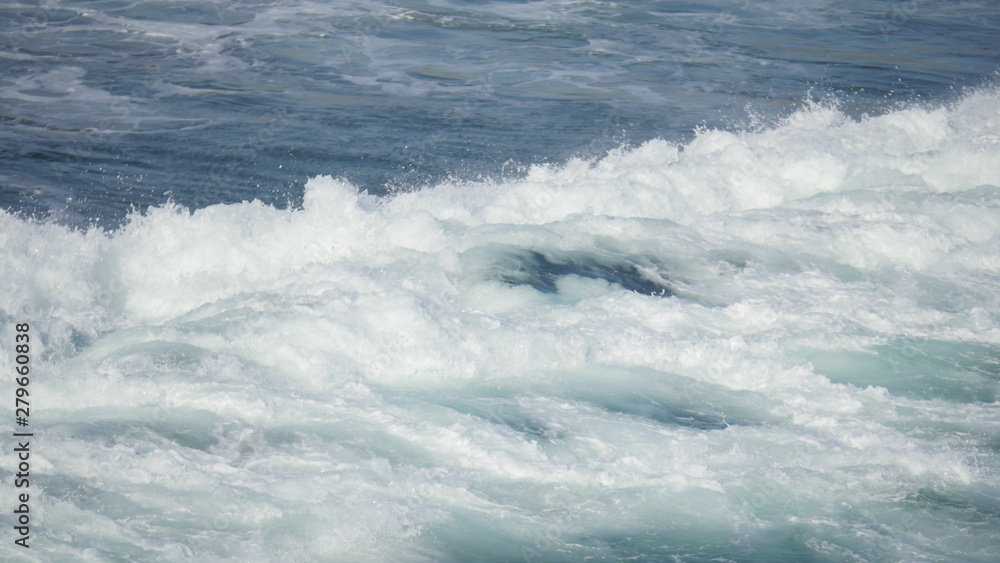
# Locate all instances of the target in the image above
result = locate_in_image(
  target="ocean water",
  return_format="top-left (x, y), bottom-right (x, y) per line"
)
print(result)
top-left (2, 0), bottom-right (1000, 561)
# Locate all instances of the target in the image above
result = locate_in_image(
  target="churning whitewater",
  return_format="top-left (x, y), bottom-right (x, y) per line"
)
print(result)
top-left (2, 88), bottom-right (1000, 561)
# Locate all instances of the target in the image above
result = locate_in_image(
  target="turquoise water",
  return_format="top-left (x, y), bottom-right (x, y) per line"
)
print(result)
top-left (2, 1), bottom-right (1000, 561)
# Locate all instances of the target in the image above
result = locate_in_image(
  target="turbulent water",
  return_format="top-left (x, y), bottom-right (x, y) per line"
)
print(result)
top-left (2, 1), bottom-right (1000, 561)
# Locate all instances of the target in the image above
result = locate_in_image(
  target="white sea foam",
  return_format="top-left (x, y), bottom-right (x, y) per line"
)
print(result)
top-left (2, 88), bottom-right (999, 561)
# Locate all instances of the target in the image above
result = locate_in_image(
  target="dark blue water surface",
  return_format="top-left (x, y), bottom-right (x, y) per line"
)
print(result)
top-left (2, 0), bottom-right (998, 226)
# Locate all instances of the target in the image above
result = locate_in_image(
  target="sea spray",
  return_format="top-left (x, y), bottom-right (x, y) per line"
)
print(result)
top-left (1, 89), bottom-right (999, 560)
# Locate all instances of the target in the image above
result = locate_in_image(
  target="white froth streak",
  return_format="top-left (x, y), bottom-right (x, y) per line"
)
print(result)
top-left (0, 88), bottom-right (994, 324)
